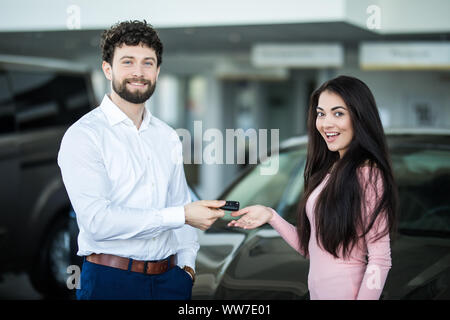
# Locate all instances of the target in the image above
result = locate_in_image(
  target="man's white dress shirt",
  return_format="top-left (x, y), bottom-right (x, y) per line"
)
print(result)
top-left (58, 95), bottom-right (199, 269)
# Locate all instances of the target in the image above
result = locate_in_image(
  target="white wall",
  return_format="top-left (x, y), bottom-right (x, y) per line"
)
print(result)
top-left (2, 0), bottom-right (449, 33)
top-left (345, 0), bottom-right (450, 34)
top-left (0, 0), bottom-right (344, 31)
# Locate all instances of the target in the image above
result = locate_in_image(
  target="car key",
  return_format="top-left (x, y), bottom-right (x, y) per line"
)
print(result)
top-left (220, 201), bottom-right (240, 211)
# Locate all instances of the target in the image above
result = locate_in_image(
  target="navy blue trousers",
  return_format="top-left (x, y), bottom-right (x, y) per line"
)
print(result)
top-left (76, 259), bottom-right (193, 300)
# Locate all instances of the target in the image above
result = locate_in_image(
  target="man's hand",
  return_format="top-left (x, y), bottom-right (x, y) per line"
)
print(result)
top-left (184, 200), bottom-right (226, 230)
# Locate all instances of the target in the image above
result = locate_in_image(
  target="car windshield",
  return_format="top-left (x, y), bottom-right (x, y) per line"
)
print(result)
top-left (216, 148), bottom-right (306, 225)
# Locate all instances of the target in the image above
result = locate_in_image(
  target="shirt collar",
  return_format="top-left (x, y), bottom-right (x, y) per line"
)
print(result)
top-left (100, 94), bottom-right (152, 129)
top-left (140, 105), bottom-right (152, 131)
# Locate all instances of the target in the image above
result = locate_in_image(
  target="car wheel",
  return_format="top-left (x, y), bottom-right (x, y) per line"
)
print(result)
top-left (30, 213), bottom-right (76, 299)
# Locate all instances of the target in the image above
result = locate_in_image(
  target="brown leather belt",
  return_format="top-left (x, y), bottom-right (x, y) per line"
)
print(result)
top-left (86, 253), bottom-right (176, 275)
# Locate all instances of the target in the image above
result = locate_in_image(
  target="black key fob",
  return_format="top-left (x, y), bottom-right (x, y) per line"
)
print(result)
top-left (220, 201), bottom-right (240, 211)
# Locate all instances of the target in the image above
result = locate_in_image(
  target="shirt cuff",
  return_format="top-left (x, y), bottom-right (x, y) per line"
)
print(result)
top-left (176, 250), bottom-right (197, 271)
top-left (161, 206), bottom-right (185, 229)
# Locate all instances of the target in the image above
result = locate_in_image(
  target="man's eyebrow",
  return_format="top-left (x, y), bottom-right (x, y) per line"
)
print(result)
top-left (316, 106), bottom-right (347, 111)
top-left (119, 56), bottom-right (156, 61)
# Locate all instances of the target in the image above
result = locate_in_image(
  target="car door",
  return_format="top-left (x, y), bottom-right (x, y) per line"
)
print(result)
top-left (383, 137), bottom-right (450, 300)
top-left (0, 70), bottom-right (20, 269)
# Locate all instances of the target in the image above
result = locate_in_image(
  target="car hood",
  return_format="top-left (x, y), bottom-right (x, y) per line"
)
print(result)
top-left (384, 234), bottom-right (450, 299)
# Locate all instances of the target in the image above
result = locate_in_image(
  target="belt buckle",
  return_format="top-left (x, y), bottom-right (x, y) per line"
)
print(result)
top-left (143, 256), bottom-right (172, 275)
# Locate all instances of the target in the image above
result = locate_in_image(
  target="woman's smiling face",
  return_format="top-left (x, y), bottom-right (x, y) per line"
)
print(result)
top-left (316, 90), bottom-right (354, 158)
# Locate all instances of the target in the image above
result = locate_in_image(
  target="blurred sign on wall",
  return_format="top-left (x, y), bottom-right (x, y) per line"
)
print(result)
top-left (359, 42), bottom-right (450, 70)
top-left (215, 58), bottom-right (288, 80)
top-left (251, 43), bottom-right (344, 68)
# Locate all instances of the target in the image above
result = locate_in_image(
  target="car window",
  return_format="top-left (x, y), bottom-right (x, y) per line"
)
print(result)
top-left (392, 147), bottom-right (450, 237)
top-left (276, 157), bottom-right (306, 225)
top-left (221, 148), bottom-right (306, 222)
top-left (0, 71), bottom-right (15, 134)
top-left (9, 70), bottom-right (91, 131)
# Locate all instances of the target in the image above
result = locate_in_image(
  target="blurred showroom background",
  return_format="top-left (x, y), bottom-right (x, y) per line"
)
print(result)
top-left (0, 0), bottom-right (449, 300)
top-left (1, 0), bottom-right (449, 201)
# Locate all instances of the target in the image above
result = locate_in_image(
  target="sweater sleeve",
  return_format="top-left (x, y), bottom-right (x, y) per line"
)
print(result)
top-left (268, 208), bottom-right (307, 257)
top-left (356, 168), bottom-right (392, 300)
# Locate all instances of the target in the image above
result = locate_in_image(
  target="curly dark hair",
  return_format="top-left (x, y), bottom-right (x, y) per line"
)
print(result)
top-left (100, 20), bottom-right (163, 67)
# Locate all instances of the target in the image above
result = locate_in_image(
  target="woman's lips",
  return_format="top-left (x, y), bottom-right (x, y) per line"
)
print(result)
top-left (325, 132), bottom-right (340, 142)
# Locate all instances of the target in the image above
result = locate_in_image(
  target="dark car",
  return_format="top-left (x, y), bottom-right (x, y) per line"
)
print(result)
top-left (0, 55), bottom-right (95, 297)
top-left (193, 128), bottom-right (450, 300)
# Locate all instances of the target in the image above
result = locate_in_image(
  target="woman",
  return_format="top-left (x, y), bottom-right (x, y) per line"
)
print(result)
top-left (228, 75), bottom-right (398, 300)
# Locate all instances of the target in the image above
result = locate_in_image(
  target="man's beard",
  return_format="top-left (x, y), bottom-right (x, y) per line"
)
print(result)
top-left (112, 77), bottom-right (156, 104)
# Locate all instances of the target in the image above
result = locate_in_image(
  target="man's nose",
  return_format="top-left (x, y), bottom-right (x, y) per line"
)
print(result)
top-left (132, 64), bottom-right (145, 78)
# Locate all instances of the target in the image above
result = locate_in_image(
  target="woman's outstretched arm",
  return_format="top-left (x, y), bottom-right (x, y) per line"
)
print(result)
top-left (228, 205), bottom-right (306, 257)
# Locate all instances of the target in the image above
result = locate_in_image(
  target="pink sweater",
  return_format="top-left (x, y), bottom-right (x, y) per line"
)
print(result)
top-left (269, 167), bottom-right (392, 300)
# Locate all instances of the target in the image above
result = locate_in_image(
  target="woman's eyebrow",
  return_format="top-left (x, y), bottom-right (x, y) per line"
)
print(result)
top-left (316, 106), bottom-right (347, 110)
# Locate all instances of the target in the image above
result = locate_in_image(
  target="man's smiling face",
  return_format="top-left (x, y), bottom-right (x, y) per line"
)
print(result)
top-left (104, 43), bottom-right (160, 104)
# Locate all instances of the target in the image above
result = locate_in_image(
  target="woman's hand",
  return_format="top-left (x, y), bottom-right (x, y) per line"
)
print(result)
top-left (227, 205), bottom-right (274, 230)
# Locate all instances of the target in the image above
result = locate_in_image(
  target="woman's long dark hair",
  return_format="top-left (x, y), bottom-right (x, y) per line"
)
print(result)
top-left (296, 75), bottom-right (398, 259)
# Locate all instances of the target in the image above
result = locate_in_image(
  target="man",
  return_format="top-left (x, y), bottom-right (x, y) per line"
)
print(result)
top-left (58, 20), bottom-right (225, 300)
